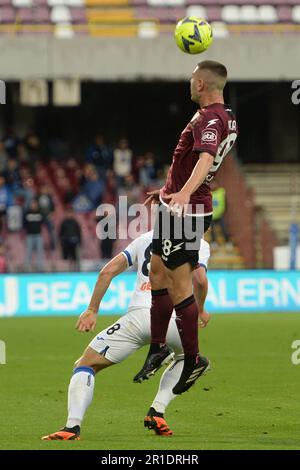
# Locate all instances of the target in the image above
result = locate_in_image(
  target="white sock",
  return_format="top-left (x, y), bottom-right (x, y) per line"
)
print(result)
top-left (66, 366), bottom-right (95, 428)
top-left (151, 358), bottom-right (184, 414)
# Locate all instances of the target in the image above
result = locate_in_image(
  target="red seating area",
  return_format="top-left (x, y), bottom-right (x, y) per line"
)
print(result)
top-left (3, 160), bottom-right (124, 272)
top-left (1, 1), bottom-right (300, 36)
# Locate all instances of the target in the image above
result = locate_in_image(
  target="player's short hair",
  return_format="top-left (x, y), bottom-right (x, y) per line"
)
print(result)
top-left (197, 60), bottom-right (227, 91)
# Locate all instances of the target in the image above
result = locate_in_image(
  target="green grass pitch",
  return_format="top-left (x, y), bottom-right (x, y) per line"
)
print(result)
top-left (0, 313), bottom-right (299, 450)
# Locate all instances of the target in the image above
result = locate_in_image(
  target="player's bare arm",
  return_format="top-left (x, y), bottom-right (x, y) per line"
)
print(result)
top-left (76, 253), bottom-right (128, 333)
top-left (192, 267), bottom-right (210, 328)
top-left (165, 152), bottom-right (214, 216)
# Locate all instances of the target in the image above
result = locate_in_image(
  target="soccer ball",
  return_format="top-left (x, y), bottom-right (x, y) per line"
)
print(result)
top-left (174, 17), bottom-right (213, 54)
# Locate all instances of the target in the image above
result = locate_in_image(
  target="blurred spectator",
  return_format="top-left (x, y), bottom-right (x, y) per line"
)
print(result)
top-left (85, 134), bottom-right (113, 176)
top-left (0, 242), bottom-right (7, 273)
top-left (96, 207), bottom-right (116, 260)
top-left (103, 169), bottom-right (118, 205)
top-left (48, 136), bottom-right (67, 161)
top-left (139, 152), bottom-right (156, 187)
top-left (211, 182), bottom-right (230, 246)
top-left (6, 205), bottom-right (23, 233)
top-left (59, 207), bottom-right (81, 270)
top-left (119, 174), bottom-right (141, 206)
top-left (5, 158), bottom-right (32, 207)
top-left (0, 174), bottom-right (14, 233)
top-left (37, 185), bottom-right (56, 250)
top-left (113, 139), bottom-right (132, 184)
top-left (17, 143), bottom-right (30, 166)
top-left (24, 130), bottom-right (40, 167)
top-left (73, 194), bottom-right (93, 213)
top-left (82, 165), bottom-right (105, 209)
top-left (24, 198), bottom-right (45, 272)
top-left (60, 178), bottom-right (77, 205)
top-left (0, 142), bottom-right (8, 172)
top-left (2, 129), bottom-right (19, 158)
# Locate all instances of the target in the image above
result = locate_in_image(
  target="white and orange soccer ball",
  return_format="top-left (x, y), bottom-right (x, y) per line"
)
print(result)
top-left (174, 17), bottom-right (213, 54)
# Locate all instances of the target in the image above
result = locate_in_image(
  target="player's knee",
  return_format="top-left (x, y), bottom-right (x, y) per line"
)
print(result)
top-left (74, 355), bottom-right (93, 369)
top-left (149, 269), bottom-right (166, 289)
top-left (76, 347), bottom-right (113, 372)
top-left (170, 281), bottom-right (193, 305)
top-left (172, 278), bottom-right (193, 300)
top-left (74, 357), bottom-right (98, 375)
top-left (150, 255), bottom-right (167, 288)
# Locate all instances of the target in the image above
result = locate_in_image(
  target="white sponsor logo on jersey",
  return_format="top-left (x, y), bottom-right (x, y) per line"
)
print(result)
top-left (201, 129), bottom-right (218, 144)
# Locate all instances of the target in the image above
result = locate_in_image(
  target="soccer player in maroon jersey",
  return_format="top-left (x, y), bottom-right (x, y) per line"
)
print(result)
top-left (134, 61), bottom-right (238, 395)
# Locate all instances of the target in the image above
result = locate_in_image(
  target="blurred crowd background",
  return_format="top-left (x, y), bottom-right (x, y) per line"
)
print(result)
top-left (1, 122), bottom-right (248, 273)
top-left (0, 0), bottom-right (300, 273)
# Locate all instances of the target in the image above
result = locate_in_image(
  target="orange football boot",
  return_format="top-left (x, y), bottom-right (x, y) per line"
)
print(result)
top-left (41, 426), bottom-right (80, 441)
top-left (144, 408), bottom-right (173, 436)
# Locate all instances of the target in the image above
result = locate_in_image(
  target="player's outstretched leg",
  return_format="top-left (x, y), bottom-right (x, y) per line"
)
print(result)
top-left (134, 255), bottom-right (175, 383)
top-left (172, 294), bottom-right (211, 394)
top-left (173, 354), bottom-right (210, 395)
top-left (144, 357), bottom-right (184, 436)
top-left (42, 348), bottom-right (112, 441)
top-left (41, 365), bottom-right (95, 441)
top-left (133, 342), bottom-right (175, 383)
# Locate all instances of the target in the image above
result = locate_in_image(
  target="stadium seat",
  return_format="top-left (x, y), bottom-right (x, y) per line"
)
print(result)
top-left (148, 0), bottom-right (185, 5)
top-left (19, 8), bottom-right (49, 25)
top-left (186, 5), bottom-right (207, 20)
top-left (12, 0), bottom-right (33, 7)
top-left (292, 5), bottom-right (300, 23)
top-left (137, 20), bottom-right (158, 37)
top-left (206, 6), bottom-right (222, 22)
top-left (186, 0), bottom-right (218, 5)
top-left (70, 7), bottom-right (86, 23)
top-left (239, 5), bottom-right (258, 23)
top-left (65, 0), bottom-right (84, 5)
top-left (48, 0), bottom-right (67, 6)
top-left (18, 7), bottom-right (34, 23)
top-left (0, 6), bottom-right (15, 23)
top-left (54, 22), bottom-right (74, 37)
top-left (51, 5), bottom-right (71, 23)
top-left (87, 8), bottom-right (134, 23)
top-left (34, 0), bottom-right (49, 4)
top-left (130, 0), bottom-right (147, 4)
top-left (277, 6), bottom-right (292, 23)
top-left (221, 5), bottom-right (240, 23)
top-left (35, 6), bottom-right (51, 23)
top-left (257, 5), bottom-right (278, 23)
top-left (85, 0), bottom-right (129, 5)
top-left (211, 21), bottom-right (229, 38)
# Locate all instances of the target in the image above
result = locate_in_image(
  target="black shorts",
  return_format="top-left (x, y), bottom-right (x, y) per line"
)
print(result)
top-left (152, 203), bottom-right (212, 270)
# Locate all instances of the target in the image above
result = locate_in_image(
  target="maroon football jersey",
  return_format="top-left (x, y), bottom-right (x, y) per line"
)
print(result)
top-left (160, 103), bottom-right (238, 215)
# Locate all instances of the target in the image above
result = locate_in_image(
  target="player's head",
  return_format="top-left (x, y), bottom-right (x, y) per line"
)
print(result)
top-left (190, 61), bottom-right (227, 104)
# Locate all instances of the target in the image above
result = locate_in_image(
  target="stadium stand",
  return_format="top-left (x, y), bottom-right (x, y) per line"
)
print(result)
top-left (214, 159), bottom-right (299, 269)
top-left (1, 128), bottom-right (252, 272)
top-left (245, 164), bottom-right (300, 246)
top-left (1, 1), bottom-right (300, 36)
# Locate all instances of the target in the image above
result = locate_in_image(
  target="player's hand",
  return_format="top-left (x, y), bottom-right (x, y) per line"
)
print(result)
top-left (76, 308), bottom-right (98, 333)
top-left (164, 190), bottom-right (191, 217)
top-left (198, 310), bottom-right (210, 328)
top-left (144, 189), bottom-right (161, 207)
